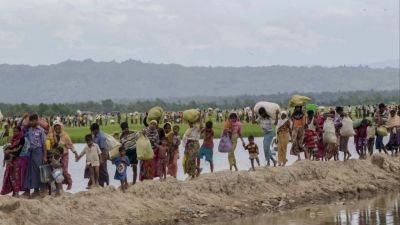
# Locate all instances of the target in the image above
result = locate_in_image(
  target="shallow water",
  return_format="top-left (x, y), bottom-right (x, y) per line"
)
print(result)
top-left (0, 137), bottom-right (389, 193)
top-left (210, 193), bottom-right (400, 225)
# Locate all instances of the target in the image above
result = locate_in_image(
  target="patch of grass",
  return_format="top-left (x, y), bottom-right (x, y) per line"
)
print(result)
top-left (63, 122), bottom-right (263, 143)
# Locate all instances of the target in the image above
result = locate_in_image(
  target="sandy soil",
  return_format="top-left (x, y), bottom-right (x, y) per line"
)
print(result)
top-left (1, 154), bottom-right (400, 225)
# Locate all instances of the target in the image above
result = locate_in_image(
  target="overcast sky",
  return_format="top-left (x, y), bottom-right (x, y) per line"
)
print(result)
top-left (0, 0), bottom-right (398, 66)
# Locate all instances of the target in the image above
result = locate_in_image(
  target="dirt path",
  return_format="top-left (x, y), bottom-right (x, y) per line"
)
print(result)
top-left (1, 154), bottom-right (399, 225)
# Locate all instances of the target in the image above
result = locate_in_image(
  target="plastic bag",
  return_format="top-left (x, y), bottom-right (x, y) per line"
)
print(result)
top-left (323, 118), bottom-right (335, 133)
top-left (353, 119), bottom-right (363, 129)
top-left (254, 101), bottom-right (280, 119)
top-left (136, 134), bottom-right (154, 160)
top-left (104, 133), bottom-right (121, 152)
top-left (306, 104), bottom-right (317, 112)
top-left (52, 168), bottom-right (64, 184)
top-left (108, 145), bottom-right (121, 160)
top-left (340, 117), bottom-right (355, 137)
top-left (40, 164), bottom-right (52, 183)
top-left (183, 109), bottom-right (200, 123)
top-left (376, 126), bottom-right (388, 136)
top-left (323, 118), bottom-right (337, 144)
top-left (289, 95), bottom-right (311, 107)
top-left (147, 106), bottom-right (164, 123)
top-left (218, 133), bottom-right (232, 153)
top-left (323, 132), bottom-right (337, 144)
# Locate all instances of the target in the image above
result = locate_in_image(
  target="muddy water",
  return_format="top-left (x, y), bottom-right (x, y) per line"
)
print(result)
top-left (211, 193), bottom-right (400, 225)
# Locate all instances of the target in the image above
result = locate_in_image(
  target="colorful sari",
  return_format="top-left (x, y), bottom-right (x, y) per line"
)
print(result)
top-left (47, 125), bottom-right (74, 188)
top-left (142, 127), bottom-right (159, 180)
top-left (1, 131), bottom-right (24, 195)
top-left (290, 113), bottom-right (306, 156)
top-left (184, 140), bottom-right (200, 177)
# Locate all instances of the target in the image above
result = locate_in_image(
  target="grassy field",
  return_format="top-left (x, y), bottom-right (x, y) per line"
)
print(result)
top-left (63, 122), bottom-right (264, 143)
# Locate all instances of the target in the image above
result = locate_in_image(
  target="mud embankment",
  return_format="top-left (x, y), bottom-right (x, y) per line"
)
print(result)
top-left (0, 154), bottom-right (399, 225)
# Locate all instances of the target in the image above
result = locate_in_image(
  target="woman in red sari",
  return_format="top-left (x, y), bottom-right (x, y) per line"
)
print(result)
top-left (1, 126), bottom-right (24, 196)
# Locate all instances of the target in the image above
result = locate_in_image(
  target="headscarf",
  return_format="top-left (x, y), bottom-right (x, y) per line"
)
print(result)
top-left (47, 123), bottom-right (74, 152)
top-left (164, 122), bottom-right (173, 143)
top-left (277, 111), bottom-right (289, 130)
top-left (8, 128), bottom-right (24, 149)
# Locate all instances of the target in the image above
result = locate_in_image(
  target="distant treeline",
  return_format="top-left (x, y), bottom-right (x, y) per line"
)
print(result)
top-left (0, 90), bottom-right (398, 117)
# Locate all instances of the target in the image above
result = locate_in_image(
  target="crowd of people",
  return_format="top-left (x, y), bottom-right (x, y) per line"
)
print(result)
top-left (0, 109), bottom-right (255, 130)
top-left (1, 102), bottom-right (399, 198)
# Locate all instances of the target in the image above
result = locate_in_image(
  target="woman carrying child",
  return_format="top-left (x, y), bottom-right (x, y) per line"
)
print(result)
top-left (47, 121), bottom-right (75, 190)
top-left (1, 126), bottom-right (24, 196)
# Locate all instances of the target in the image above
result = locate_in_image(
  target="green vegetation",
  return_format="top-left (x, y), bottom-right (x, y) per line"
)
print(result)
top-left (63, 122), bottom-right (263, 143)
top-left (0, 90), bottom-right (398, 117)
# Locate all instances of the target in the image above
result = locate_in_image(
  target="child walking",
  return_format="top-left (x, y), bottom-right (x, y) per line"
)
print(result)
top-left (354, 119), bottom-right (368, 158)
top-left (243, 135), bottom-right (260, 171)
top-left (167, 125), bottom-right (180, 178)
top-left (113, 147), bottom-right (130, 192)
top-left (198, 121), bottom-right (215, 173)
top-left (75, 134), bottom-right (101, 189)
top-left (50, 147), bottom-right (64, 196)
top-left (366, 120), bottom-right (375, 156)
top-left (158, 138), bottom-right (168, 181)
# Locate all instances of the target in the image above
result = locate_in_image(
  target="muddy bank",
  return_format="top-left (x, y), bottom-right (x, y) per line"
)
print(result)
top-left (1, 154), bottom-right (400, 225)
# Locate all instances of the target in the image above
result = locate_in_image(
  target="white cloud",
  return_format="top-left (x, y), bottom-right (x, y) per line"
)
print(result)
top-left (0, 0), bottom-right (396, 66)
top-left (53, 25), bottom-right (83, 44)
top-left (0, 30), bottom-right (22, 49)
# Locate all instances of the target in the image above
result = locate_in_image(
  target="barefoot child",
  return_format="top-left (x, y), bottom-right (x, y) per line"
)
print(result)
top-left (366, 119), bottom-right (375, 156)
top-left (50, 147), bottom-right (64, 196)
top-left (243, 135), bottom-right (260, 171)
top-left (167, 125), bottom-right (180, 178)
top-left (113, 147), bottom-right (129, 192)
top-left (75, 135), bottom-right (101, 189)
top-left (354, 119), bottom-right (368, 158)
top-left (198, 121), bottom-right (214, 173)
top-left (157, 138), bottom-right (168, 181)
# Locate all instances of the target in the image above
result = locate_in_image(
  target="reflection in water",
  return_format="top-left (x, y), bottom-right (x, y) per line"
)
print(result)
top-left (212, 193), bottom-right (400, 225)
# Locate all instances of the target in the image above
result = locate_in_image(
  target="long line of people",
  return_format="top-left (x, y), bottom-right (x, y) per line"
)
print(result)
top-left (1, 102), bottom-right (399, 197)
